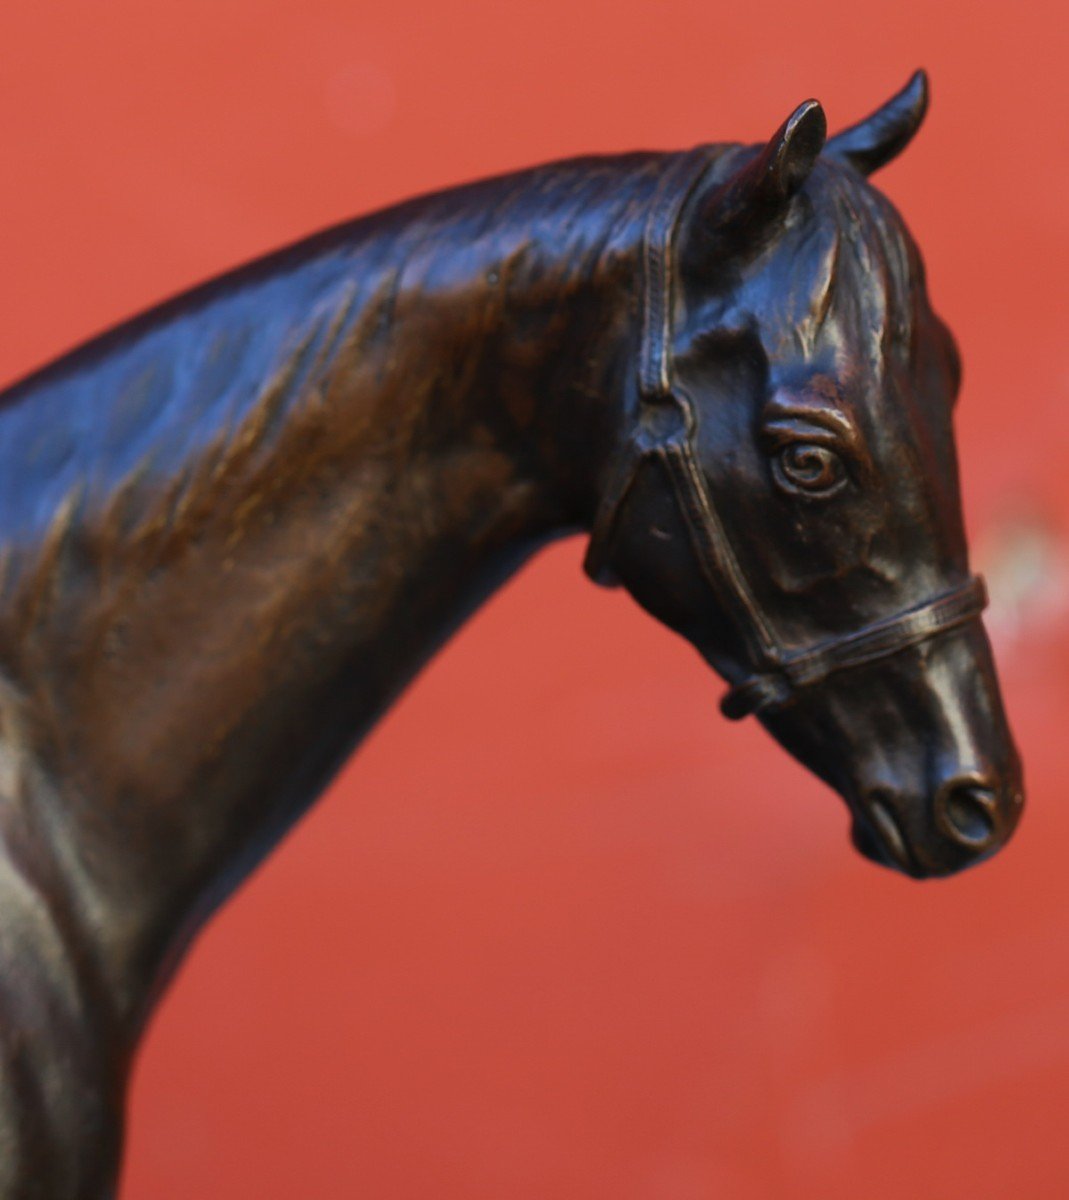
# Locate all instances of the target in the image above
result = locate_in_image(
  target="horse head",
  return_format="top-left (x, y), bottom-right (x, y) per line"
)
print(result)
top-left (587, 72), bottom-right (1023, 878)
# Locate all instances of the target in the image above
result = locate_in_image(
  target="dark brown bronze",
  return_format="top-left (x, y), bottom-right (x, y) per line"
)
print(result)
top-left (0, 71), bottom-right (1022, 1195)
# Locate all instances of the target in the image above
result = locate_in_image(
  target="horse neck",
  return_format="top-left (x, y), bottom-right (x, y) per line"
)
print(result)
top-left (0, 153), bottom-right (662, 1032)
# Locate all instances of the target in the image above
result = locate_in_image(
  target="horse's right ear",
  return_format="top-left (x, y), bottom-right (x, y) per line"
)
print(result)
top-left (825, 70), bottom-right (929, 175)
top-left (691, 99), bottom-right (827, 258)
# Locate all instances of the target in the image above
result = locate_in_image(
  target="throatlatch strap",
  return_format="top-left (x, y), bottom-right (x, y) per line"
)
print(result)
top-left (584, 146), bottom-right (717, 586)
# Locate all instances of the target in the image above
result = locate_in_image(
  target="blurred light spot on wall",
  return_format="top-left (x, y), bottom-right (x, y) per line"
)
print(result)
top-left (978, 512), bottom-right (1069, 648)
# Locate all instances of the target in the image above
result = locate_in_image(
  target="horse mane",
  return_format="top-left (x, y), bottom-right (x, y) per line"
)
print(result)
top-left (0, 151), bottom-right (669, 612)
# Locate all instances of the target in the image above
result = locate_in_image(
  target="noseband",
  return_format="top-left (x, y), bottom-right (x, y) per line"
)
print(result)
top-left (583, 146), bottom-right (988, 721)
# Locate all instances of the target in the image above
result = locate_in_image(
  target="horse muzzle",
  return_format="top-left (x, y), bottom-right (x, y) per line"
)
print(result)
top-left (850, 766), bottom-right (1024, 878)
top-left (761, 620), bottom-right (1024, 880)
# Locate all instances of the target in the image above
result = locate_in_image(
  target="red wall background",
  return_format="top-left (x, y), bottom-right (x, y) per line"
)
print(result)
top-left (1, 3), bottom-right (1067, 1197)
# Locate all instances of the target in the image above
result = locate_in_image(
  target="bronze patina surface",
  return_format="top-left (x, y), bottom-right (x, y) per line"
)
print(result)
top-left (0, 72), bottom-right (1021, 1196)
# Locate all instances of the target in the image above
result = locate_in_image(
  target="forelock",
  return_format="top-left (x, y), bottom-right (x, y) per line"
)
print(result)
top-left (811, 161), bottom-right (917, 363)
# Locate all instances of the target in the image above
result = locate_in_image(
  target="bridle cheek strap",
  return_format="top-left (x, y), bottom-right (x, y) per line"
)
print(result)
top-left (584, 144), bottom-right (990, 722)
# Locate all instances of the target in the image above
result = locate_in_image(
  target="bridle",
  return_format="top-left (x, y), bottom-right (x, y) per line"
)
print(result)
top-left (583, 146), bottom-right (988, 721)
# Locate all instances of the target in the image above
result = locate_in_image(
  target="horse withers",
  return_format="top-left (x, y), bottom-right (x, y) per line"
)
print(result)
top-left (0, 71), bottom-right (1021, 1196)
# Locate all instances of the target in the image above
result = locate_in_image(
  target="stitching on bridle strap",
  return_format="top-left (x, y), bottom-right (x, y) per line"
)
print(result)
top-left (584, 146), bottom-right (988, 720)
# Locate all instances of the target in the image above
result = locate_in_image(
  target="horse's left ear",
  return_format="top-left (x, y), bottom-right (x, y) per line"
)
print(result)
top-left (744, 98), bottom-right (828, 202)
top-left (692, 99), bottom-right (827, 254)
top-left (825, 70), bottom-right (930, 176)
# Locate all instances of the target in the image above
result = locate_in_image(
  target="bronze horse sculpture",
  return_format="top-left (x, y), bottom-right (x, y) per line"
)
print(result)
top-left (0, 72), bottom-right (1022, 1196)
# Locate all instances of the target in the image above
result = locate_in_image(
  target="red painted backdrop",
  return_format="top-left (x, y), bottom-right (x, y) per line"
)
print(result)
top-left (1, 3), bottom-right (1067, 1197)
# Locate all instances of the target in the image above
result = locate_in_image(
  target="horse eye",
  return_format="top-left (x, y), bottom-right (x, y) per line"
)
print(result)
top-left (773, 442), bottom-right (847, 496)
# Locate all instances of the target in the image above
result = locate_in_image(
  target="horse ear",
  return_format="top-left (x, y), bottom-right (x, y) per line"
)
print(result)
top-left (742, 98), bottom-right (828, 202)
top-left (825, 70), bottom-right (929, 176)
top-left (694, 100), bottom-right (826, 253)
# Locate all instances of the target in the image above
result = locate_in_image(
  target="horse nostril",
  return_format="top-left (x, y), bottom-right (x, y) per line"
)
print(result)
top-left (936, 781), bottom-right (998, 849)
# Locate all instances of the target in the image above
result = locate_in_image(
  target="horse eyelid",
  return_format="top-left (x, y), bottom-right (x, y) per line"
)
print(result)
top-left (760, 416), bottom-right (849, 451)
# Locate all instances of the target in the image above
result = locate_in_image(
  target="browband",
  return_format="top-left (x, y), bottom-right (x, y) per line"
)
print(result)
top-left (584, 145), bottom-right (988, 721)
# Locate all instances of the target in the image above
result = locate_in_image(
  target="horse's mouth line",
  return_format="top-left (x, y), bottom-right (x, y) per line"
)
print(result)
top-left (852, 795), bottom-right (916, 875)
top-left (867, 797), bottom-right (915, 872)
